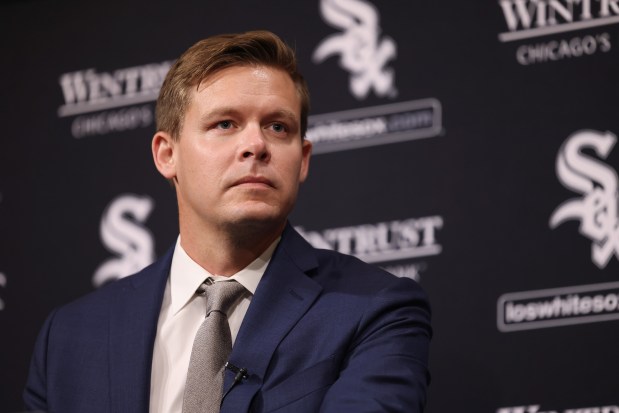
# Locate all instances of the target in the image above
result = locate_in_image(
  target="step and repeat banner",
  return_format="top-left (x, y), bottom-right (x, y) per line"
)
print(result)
top-left (1, 0), bottom-right (618, 411)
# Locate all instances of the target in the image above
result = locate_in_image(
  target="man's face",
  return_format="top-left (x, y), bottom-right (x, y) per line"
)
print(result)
top-left (155, 65), bottom-right (311, 235)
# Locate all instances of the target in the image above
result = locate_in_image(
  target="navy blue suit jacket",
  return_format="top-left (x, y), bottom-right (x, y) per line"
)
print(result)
top-left (24, 225), bottom-right (431, 412)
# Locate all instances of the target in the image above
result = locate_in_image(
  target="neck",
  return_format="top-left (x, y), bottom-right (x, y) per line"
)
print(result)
top-left (179, 219), bottom-right (285, 276)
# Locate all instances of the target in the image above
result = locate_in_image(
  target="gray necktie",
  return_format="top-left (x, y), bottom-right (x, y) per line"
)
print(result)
top-left (183, 279), bottom-right (246, 413)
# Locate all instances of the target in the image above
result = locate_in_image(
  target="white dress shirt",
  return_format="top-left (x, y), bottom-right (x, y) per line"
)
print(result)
top-left (149, 237), bottom-right (279, 413)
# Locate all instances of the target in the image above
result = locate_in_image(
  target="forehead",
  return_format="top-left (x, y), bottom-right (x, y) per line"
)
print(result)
top-left (189, 65), bottom-right (301, 113)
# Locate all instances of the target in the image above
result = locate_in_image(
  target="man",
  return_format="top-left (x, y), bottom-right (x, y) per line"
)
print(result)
top-left (24, 30), bottom-right (431, 412)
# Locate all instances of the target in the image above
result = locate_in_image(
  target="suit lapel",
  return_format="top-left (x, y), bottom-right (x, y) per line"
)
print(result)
top-left (108, 248), bottom-right (172, 413)
top-left (222, 225), bottom-right (322, 412)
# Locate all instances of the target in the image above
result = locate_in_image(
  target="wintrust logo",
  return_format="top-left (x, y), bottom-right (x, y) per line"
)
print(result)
top-left (310, 0), bottom-right (442, 154)
top-left (58, 61), bottom-right (172, 138)
top-left (93, 194), bottom-right (155, 287)
top-left (498, 0), bottom-right (616, 64)
top-left (499, 0), bottom-right (619, 41)
top-left (296, 216), bottom-right (443, 281)
top-left (313, 0), bottom-right (397, 99)
top-left (549, 130), bottom-right (619, 269)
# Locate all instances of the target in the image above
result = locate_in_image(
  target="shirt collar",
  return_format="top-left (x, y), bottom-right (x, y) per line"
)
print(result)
top-left (168, 236), bottom-right (280, 316)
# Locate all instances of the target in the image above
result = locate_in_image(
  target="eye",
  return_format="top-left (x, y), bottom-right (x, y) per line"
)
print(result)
top-left (217, 120), bottom-right (233, 129)
top-left (270, 123), bottom-right (287, 133)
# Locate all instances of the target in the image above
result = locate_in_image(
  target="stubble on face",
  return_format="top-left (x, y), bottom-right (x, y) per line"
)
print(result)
top-left (172, 65), bottom-right (311, 248)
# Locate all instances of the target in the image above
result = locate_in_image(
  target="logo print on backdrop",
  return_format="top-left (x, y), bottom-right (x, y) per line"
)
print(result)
top-left (93, 194), bottom-right (155, 287)
top-left (309, 0), bottom-right (443, 154)
top-left (497, 0), bottom-right (615, 64)
top-left (497, 281), bottom-right (619, 332)
top-left (57, 61), bottom-right (173, 139)
top-left (498, 403), bottom-right (619, 413)
top-left (0, 272), bottom-right (6, 311)
top-left (498, 0), bottom-right (619, 42)
top-left (313, 0), bottom-right (397, 99)
top-left (296, 216), bottom-right (443, 281)
top-left (549, 130), bottom-right (619, 269)
top-left (498, 130), bottom-right (619, 333)
top-left (497, 405), bottom-right (543, 413)
top-left (0, 192), bottom-right (5, 311)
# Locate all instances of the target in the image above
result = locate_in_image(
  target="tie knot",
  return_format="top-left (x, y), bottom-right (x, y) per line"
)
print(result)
top-left (198, 279), bottom-right (246, 316)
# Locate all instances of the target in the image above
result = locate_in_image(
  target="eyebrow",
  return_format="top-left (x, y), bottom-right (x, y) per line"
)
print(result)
top-left (200, 107), bottom-right (299, 125)
top-left (200, 107), bottom-right (241, 122)
top-left (270, 109), bottom-right (299, 124)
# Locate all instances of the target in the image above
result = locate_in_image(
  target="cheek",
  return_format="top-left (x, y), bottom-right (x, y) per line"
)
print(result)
top-left (282, 159), bottom-right (305, 188)
top-left (183, 146), bottom-right (221, 175)
top-left (176, 156), bottom-right (215, 193)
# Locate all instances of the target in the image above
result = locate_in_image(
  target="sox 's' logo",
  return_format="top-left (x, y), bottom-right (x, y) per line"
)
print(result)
top-left (93, 194), bottom-right (155, 286)
top-left (313, 0), bottom-right (397, 99)
top-left (550, 130), bottom-right (619, 269)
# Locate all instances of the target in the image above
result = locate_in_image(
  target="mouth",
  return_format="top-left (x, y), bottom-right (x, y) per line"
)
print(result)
top-left (232, 176), bottom-right (275, 189)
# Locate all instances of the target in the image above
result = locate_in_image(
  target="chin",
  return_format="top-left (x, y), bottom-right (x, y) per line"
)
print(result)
top-left (229, 208), bottom-right (282, 224)
top-left (227, 205), bottom-right (289, 231)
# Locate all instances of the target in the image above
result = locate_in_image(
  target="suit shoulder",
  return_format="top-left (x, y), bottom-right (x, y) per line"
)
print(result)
top-left (310, 247), bottom-right (424, 295)
top-left (48, 273), bottom-right (133, 328)
top-left (53, 255), bottom-right (168, 322)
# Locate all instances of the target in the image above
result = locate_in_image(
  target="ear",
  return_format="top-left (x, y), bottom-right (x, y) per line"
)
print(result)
top-left (152, 131), bottom-right (177, 180)
top-left (298, 138), bottom-right (312, 183)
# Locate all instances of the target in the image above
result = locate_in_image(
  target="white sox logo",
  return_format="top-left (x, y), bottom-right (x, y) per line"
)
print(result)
top-left (93, 194), bottom-right (155, 287)
top-left (550, 130), bottom-right (619, 268)
top-left (313, 0), bottom-right (397, 99)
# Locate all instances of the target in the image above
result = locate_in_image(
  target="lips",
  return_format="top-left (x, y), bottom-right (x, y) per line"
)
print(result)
top-left (231, 176), bottom-right (275, 188)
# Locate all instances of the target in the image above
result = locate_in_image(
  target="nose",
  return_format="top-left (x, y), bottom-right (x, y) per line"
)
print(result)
top-left (239, 125), bottom-right (270, 162)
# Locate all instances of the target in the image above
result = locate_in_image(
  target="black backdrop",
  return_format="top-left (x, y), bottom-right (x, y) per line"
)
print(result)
top-left (2, 0), bottom-right (619, 412)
